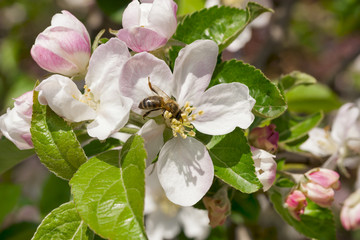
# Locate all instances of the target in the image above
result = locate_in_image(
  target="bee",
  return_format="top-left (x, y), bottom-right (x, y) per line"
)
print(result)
top-left (138, 77), bottom-right (182, 120)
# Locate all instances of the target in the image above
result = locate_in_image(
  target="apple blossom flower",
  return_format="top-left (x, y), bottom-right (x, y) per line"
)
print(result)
top-left (145, 168), bottom-right (210, 240)
top-left (0, 91), bottom-right (33, 150)
top-left (205, 0), bottom-right (272, 52)
top-left (116, 0), bottom-right (178, 52)
top-left (252, 148), bottom-right (277, 191)
top-left (119, 40), bottom-right (255, 206)
top-left (284, 190), bottom-right (307, 221)
top-left (300, 168), bottom-right (340, 208)
top-left (202, 186), bottom-right (231, 227)
top-left (35, 38), bottom-right (133, 140)
top-left (300, 103), bottom-right (360, 159)
top-left (249, 124), bottom-right (279, 153)
top-left (341, 189), bottom-right (360, 231)
top-left (31, 10), bottom-right (91, 77)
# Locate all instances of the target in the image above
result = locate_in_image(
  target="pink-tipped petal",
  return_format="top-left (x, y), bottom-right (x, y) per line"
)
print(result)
top-left (307, 168), bottom-right (340, 189)
top-left (117, 27), bottom-right (168, 52)
top-left (157, 137), bottom-right (214, 206)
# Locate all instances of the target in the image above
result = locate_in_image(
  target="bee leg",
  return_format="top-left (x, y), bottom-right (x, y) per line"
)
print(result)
top-left (148, 77), bottom-right (159, 95)
top-left (142, 108), bottom-right (162, 119)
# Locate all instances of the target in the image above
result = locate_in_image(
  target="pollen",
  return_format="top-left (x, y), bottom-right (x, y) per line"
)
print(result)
top-left (164, 101), bottom-right (204, 139)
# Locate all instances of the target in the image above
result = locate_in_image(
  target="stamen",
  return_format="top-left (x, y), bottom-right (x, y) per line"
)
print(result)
top-left (167, 101), bottom-right (204, 139)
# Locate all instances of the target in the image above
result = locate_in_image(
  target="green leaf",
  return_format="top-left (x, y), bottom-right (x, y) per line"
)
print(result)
top-left (269, 190), bottom-right (336, 240)
top-left (232, 192), bottom-right (260, 223)
top-left (207, 128), bottom-right (261, 193)
top-left (210, 60), bottom-right (287, 118)
top-left (70, 135), bottom-right (147, 240)
top-left (285, 84), bottom-right (342, 113)
top-left (30, 90), bottom-right (87, 180)
top-left (0, 183), bottom-right (21, 224)
top-left (0, 137), bottom-right (34, 174)
top-left (83, 137), bottom-right (121, 157)
top-left (272, 111), bottom-right (323, 143)
top-left (32, 201), bottom-right (93, 240)
top-left (278, 71), bottom-right (317, 92)
top-left (39, 174), bottom-right (71, 217)
top-left (173, 3), bottom-right (272, 52)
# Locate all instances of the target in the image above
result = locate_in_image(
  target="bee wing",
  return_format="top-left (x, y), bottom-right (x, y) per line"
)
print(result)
top-left (151, 84), bottom-right (171, 101)
top-left (148, 77), bottom-right (171, 101)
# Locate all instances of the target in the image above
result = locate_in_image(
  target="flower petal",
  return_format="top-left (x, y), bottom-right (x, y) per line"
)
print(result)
top-left (331, 103), bottom-right (360, 145)
top-left (117, 27), bottom-right (168, 52)
top-left (86, 89), bottom-right (133, 140)
top-left (137, 120), bottom-right (165, 166)
top-left (300, 128), bottom-right (337, 157)
top-left (145, 210), bottom-right (181, 240)
top-left (35, 74), bottom-right (96, 122)
top-left (178, 207), bottom-right (210, 239)
top-left (51, 10), bottom-right (90, 45)
top-left (192, 82), bottom-right (255, 135)
top-left (119, 52), bottom-right (173, 114)
top-left (173, 40), bottom-right (218, 106)
top-left (0, 107), bottom-right (33, 150)
top-left (85, 38), bottom-right (131, 97)
top-left (122, 0), bottom-right (141, 28)
top-left (148, 0), bottom-right (178, 39)
top-left (157, 137), bottom-right (214, 206)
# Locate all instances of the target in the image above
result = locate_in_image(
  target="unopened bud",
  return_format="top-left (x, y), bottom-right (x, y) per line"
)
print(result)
top-left (301, 168), bottom-right (340, 207)
top-left (249, 124), bottom-right (279, 153)
top-left (202, 187), bottom-right (231, 228)
top-left (341, 189), bottom-right (360, 230)
top-left (285, 190), bottom-right (308, 221)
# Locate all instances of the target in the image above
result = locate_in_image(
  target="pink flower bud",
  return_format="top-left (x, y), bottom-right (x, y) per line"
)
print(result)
top-left (341, 189), bottom-right (360, 230)
top-left (301, 168), bottom-right (340, 207)
top-left (252, 149), bottom-right (277, 191)
top-left (306, 168), bottom-right (341, 190)
top-left (117, 0), bottom-right (178, 52)
top-left (285, 190), bottom-right (308, 221)
top-left (202, 187), bottom-right (230, 228)
top-left (31, 10), bottom-right (91, 77)
top-left (249, 124), bottom-right (279, 153)
top-left (0, 91), bottom-right (34, 150)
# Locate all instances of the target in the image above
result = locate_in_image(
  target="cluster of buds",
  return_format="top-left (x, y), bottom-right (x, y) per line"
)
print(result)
top-left (285, 168), bottom-right (341, 220)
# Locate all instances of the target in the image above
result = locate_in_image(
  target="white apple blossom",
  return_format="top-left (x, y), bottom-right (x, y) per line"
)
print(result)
top-left (0, 91), bottom-right (33, 150)
top-left (35, 38), bottom-right (133, 140)
top-left (300, 102), bottom-right (360, 169)
top-left (145, 167), bottom-right (210, 240)
top-left (119, 40), bottom-right (255, 206)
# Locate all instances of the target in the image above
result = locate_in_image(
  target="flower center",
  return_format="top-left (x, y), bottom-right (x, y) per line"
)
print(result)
top-left (164, 101), bottom-right (204, 139)
top-left (78, 85), bottom-right (98, 110)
